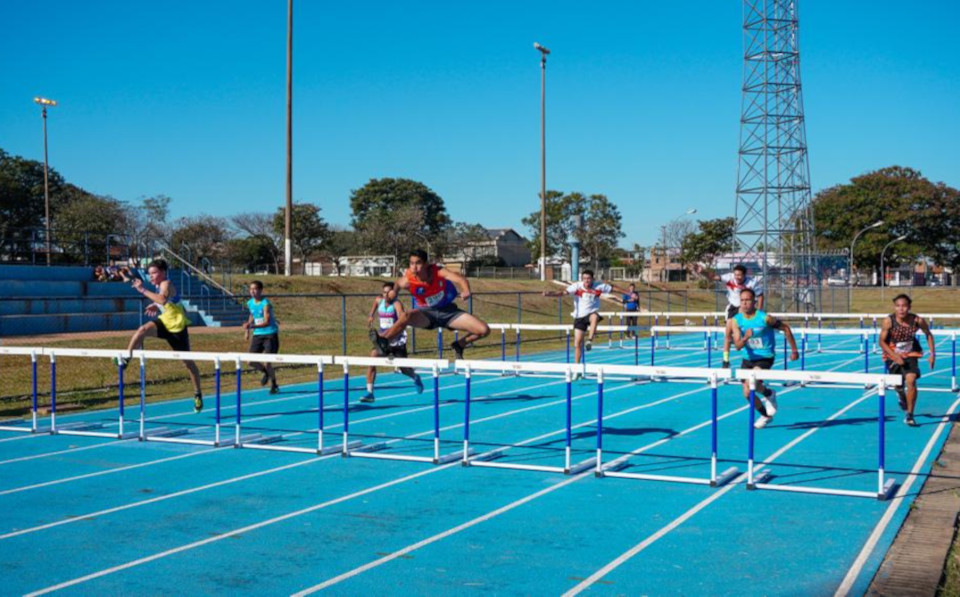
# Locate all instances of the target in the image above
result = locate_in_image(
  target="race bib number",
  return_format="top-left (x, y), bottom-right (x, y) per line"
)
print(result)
top-left (894, 341), bottom-right (913, 355)
top-left (748, 337), bottom-right (765, 349)
top-left (379, 316), bottom-right (395, 328)
top-left (423, 292), bottom-right (445, 307)
top-left (254, 317), bottom-right (266, 326)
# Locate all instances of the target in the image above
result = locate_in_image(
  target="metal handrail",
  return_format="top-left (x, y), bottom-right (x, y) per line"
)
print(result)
top-left (160, 246), bottom-right (235, 298)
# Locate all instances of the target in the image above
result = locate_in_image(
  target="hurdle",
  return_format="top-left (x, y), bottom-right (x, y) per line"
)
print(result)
top-left (456, 359), bottom-right (595, 474)
top-left (590, 363), bottom-right (739, 487)
top-left (738, 368), bottom-right (901, 500)
top-left (0, 347), bottom-right (43, 433)
top-left (46, 348), bottom-right (139, 439)
top-left (338, 355), bottom-right (460, 464)
top-left (228, 353), bottom-right (344, 454)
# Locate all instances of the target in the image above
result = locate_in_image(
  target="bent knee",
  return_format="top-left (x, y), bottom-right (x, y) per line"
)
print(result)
top-left (477, 323), bottom-right (490, 338)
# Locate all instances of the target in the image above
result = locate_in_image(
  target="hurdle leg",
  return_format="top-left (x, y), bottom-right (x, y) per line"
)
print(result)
top-left (138, 355), bottom-right (146, 440)
top-left (501, 328), bottom-right (506, 362)
top-left (650, 332), bottom-right (657, 366)
top-left (437, 328), bottom-right (443, 358)
top-left (432, 365), bottom-right (441, 463)
top-left (215, 358), bottom-right (222, 446)
top-left (30, 351), bottom-right (38, 432)
top-left (564, 369), bottom-right (573, 471)
top-left (746, 376), bottom-right (760, 489)
top-left (709, 374), bottom-right (738, 487)
top-left (342, 363), bottom-right (350, 454)
top-left (462, 366), bottom-right (472, 464)
top-left (817, 316), bottom-right (823, 352)
top-left (515, 329), bottom-right (521, 363)
top-left (50, 353), bottom-right (57, 433)
top-left (234, 357), bottom-right (242, 447)
top-left (317, 362), bottom-right (325, 453)
top-left (117, 359), bottom-right (126, 438)
top-left (634, 333), bottom-right (639, 367)
top-left (594, 370), bottom-right (605, 476)
top-left (952, 334), bottom-right (957, 392)
top-left (801, 335), bottom-right (807, 372)
top-left (566, 330), bottom-right (571, 364)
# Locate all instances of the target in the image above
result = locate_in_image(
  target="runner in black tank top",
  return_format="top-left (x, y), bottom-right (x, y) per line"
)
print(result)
top-left (878, 294), bottom-right (936, 426)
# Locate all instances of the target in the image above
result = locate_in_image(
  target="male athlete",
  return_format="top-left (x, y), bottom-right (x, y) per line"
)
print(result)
top-left (243, 280), bottom-right (280, 395)
top-left (370, 250), bottom-right (490, 360)
top-left (878, 294), bottom-right (935, 427)
top-left (118, 259), bottom-right (203, 412)
top-left (362, 281), bottom-right (423, 403)
top-left (728, 288), bottom-right (798, 429)
top-left (714, 264), bottom-right (764, 368)
top-left (543, 270), bottom-right (633, 368)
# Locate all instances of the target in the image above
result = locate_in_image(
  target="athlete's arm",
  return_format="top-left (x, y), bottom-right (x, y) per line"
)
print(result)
top-left (756, 292), bottom-right (765, 311)
top-left (878, 318), bottom-right (903, 364)
top-left (916, 316), bottom-right (936, 368)
top-left (437, 267), bottom-right (471, 300)
top-left (728, 319), bottom-right (747, 350)
top-left (388, 277), bottom-right (409, 302)
top-left (367, 298), bottom-right (379, 325)
top-left (256, 303), bottom-right (273, 329)
top-left (394, 300), bottom-right (406, 317)
top-left (133, 278), bottom-right (170, 305)
top-left (770, 316), bottom-right (799, 360)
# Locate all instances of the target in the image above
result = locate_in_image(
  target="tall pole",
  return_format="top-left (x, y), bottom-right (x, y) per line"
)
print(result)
top-left (880, 234), bottom-right (908, 297)
top-left (284, 0), bottom-right (294, 276)
top-left (535, 43), bottom-right (550, 282)
top-left (34, 97), bottom-right (57, 266)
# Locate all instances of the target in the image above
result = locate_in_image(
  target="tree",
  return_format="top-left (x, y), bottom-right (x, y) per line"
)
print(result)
top-left (521, 190), bottom-right (571, 263)
top-left (574, 193), bottom-right (625, 271)
top-left (680, 217), bottom-right (736, 271)
top-left (355, 203), bottom-right (428, 268)
top-left (812, 166), bottom-right (960, 279)
top-left (55, 194), bottom-right (133, 263)
top-left (231, 211), bottom-right (281, 272)
top-left (224, 236), bottom-right (278, 273)
top-left (443, 222), bottom-right (491, 268)
top-left (349, 178), bottom-right (451, 250)
top-left (272, 202), bottom-right (330, 272)
top-left (322, 228), bottom-right (357, 276)
top-left (171, 215), bottom-right (230, 263)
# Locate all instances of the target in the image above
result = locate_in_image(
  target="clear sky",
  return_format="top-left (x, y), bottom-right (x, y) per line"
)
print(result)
top-left (2, 1), bottom-right (958, 248)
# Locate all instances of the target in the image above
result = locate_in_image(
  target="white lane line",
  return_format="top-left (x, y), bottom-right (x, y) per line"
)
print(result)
top-left (563, 357), bottom-right (954, 596)
top-left (833, 394), bottom-right (960, 596)
top-left (22, 371), bottom-right (697, 594)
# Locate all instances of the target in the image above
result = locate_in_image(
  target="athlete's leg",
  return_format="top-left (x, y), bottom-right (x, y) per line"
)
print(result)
top-left (904, 372), bottom-right (919, 415)
top-left (573, 328), bottom-right (585, 364)
top-left (381, 309), bottom-right (431, 339)
top-left (182, 360), bottom-right (201, 394)
top-left (446, 313), bottom-right (490, 347)
top-left (126, 322), bottom-right (158, 352)
top-left (587, 312), bottom-right (601, 343)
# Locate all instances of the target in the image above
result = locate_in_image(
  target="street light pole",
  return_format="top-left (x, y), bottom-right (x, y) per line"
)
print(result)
top-left (284, 0), bottom-right (294, 276)
top-left (847, 219), bottom-right (884, 311)
top-left (880, 234), bottom-right (908, 296)
top-left (34, 97), bottom-right (57, 266)
top-left (534, 42), bottom-right (550, 282)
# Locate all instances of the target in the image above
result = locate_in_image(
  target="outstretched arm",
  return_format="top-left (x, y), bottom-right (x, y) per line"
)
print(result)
top-left (771, 316), bottom-right (799, 360)
top-left (437, 268), bottom-right (471, 300)
top-left (917, 316), bottom-right (936, 369)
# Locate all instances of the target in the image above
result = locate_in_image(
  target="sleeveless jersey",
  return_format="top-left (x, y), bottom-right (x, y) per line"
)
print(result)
top-left (378, 299), bottom-right (407, 347)
top-left (156, 285), bottom-right (190, 333)
top-left (406, 264), bottom-right (458, 309)
top-left (246, 298), bottom-right (279, 336)
top-left (733, 309), bottom-right (775, 360)
top-left (884, 313), bottom-right (923, 360)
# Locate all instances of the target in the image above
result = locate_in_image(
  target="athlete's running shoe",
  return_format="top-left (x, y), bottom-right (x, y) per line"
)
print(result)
top-left (359, 392), bottom-right (375, 404)
top-left (194, 393), bottom-right (204, 413)
top-left (450, 340), bottom-right (465, 360)
top-left (722, 360), bottom-right (731, 369)
top-left (904, 414), bottom-right (918, 427)
top-left (260, 372), bottom-right (269, 386)
top-left (754, 414), bottom-right (772, 429)
top-left (413, 374), bottom-right (424, 394)
top-left (269, 384), bottom-right (280, 395)
top-left (115, 356), bottom-right (130, 369)
top-left (585, 340), bottom-right (593, 352)
top-left (763, 389), bottom-right (778, 417)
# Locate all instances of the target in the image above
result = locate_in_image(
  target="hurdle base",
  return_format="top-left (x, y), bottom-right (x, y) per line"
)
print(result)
top-left (746, 469), bottom-right (772, 490)
top-left (343, 442), bottom-right (389, 457)
top-left (596, 459), bottom-right (630, 477)
top-left (464, 449), bottom-right (506, 465)
top-left (565, 457), bottom-right (597, 475)
top-left (435, 449), bottom-right (472, 465)
top-left (0, 420), bottom-right (33, 433)
top-left (878, 478), bottom-right (897, 501)
top-left (710, 466), bottom-right (740, 488)
top-left (142, 427), bottom-right (191, 439)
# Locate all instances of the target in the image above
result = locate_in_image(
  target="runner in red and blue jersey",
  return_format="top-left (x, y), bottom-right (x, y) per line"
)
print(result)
top-left (370, 249), bottom-right (490, 359)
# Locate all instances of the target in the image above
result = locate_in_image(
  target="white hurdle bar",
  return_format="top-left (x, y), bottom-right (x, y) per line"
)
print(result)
top-left (338, 356), bottom-right (458, 464)
top-left (588, 363), bottom-right (739, 488)
top-left (0, 347), bottom-right (44, 433)
top-left (455, 359), bottom-right (595, 474)
top-left (738, 368), bottom-right (902, 500)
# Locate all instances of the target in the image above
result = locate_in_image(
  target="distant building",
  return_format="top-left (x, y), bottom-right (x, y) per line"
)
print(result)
top-left (445, 228), bottom-right (532, 268)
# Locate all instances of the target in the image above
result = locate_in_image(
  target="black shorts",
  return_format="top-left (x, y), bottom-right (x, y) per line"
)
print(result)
top-left (154, 319), bottom-right (191, 352)
top-left (574, 313), bottom-right (603, 332)
top-left (417, 304), bottom-right (465, 330)
top-left (741, 357), bottom-right (774, 370)
top-left (886, 357), bottom-right (922, 380)
top-left (383, 344), bottom-right (409, 359)
top-left (726, 304), bottom-right (739, 319)
top-left (249, 333), bottom-right (280, 354)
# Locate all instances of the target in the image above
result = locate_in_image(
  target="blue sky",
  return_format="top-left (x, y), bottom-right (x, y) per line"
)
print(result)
top-left (2, 1), bottom-right (958, 248)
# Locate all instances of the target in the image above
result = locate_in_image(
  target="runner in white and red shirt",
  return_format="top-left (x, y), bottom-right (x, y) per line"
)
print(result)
top-left (713, 264), bottom-right (764, 368)
top-left (543, 269), bottom-right (632, 371)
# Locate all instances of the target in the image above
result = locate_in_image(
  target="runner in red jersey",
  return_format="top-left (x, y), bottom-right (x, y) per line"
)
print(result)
top-left (371, 249), bottom-right (490, 359)
top-left (879, 294), bottom-right (935, 427)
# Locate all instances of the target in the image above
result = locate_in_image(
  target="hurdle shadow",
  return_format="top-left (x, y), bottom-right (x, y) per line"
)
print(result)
top-left (785, 415), bottom-right (896, 430)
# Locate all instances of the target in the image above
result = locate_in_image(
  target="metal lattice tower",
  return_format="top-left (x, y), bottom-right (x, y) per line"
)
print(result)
top-left (734, 0), bottom-right (818, 312)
